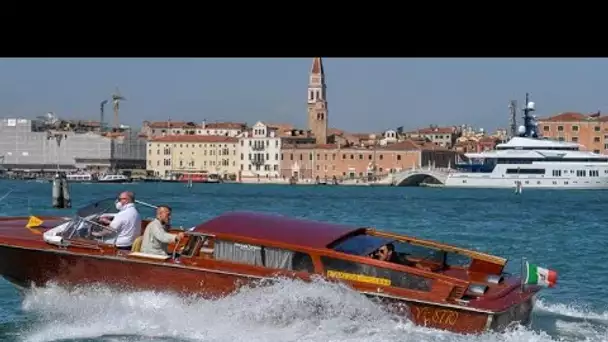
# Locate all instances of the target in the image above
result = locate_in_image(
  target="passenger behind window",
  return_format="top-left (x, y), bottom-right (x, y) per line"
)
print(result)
top-left (371, 243), bottom-right (431, 271)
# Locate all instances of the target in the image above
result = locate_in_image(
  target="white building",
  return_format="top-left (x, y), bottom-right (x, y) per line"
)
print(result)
top-left (238, 121), bottom-right (281, 179)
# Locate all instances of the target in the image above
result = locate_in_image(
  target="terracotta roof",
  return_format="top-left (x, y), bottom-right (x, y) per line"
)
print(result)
top-left (311, 57), bottom-right (324, 75)
top-left (411, 126), bottom-right (456, 134)
top-left (266, 123), bottom-right (294, 132)
top-left (539, 112), bottom-right (605, 122)
top-left (149, 135), bottom-right (238, 143)
top-left (193, 212), bottom-right (359, 249)
top-left (204, 122), bottom-right (246, 129)
top-left (145, 121), bottom-right (246, 130)
top-left (380, 140), bottom-right (422, 151)
top-left (328, 128), bottom-right (344, 136)
top-left (146, 121), bottom-right (196, 129)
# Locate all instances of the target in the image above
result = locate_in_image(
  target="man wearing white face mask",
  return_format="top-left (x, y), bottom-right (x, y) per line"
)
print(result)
top-left (97, 191), bottom-right (141, 250)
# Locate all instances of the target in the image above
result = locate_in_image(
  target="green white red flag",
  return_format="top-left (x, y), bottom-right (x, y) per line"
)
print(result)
top-left (523, 261), bottom-right (557, 287)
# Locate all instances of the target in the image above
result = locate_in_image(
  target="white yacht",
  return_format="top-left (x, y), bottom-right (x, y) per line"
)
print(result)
top-left (444, 95), bottom-right (608, 189)
top-left (97, 174), bottom-right (131, 183)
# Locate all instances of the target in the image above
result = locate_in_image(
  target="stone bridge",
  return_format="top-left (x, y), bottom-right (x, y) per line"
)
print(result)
top-left (385, 168), bottom-right (452, 186)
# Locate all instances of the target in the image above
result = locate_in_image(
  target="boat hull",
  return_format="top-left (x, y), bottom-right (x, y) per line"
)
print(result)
top-left (0, 244), bottom-right (534, 334)
top-left (97, 179), bottom-right (132, 184)
top-left (444, 174), bottom-right (608, 189)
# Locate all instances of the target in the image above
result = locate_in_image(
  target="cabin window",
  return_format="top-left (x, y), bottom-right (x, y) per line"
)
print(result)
top-left (320, 256), bottom-right (432, 292)
top-left (264, 246), bottom-right (315, 273)
top-left (213, 240), bottom-right (264, 267)
top-left (505, 168), bottom-right (545, 175)
top-left (212, 239), bottom-right (314, 272)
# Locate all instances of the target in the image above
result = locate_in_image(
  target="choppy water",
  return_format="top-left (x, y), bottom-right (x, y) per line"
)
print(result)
top-left (0, 181), bottom-right (606, 342)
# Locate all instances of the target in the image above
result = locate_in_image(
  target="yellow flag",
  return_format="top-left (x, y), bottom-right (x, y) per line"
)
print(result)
top-left (26, 216), bottom-right (44, 229)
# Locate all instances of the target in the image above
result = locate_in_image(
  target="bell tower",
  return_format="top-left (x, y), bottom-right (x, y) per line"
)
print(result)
top-left (307, 57), bottom-right (328, 145)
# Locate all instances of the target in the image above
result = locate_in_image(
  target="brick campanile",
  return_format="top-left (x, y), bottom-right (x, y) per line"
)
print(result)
top-left (307, 57), bottom-right (328, 145)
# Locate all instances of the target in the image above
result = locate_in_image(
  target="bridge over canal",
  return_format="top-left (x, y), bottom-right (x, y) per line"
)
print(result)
top-left (385, 168), bottom-right (452, 186)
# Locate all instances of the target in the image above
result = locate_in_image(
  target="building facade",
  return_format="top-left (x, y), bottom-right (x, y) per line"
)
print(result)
top-left (404, 126), bottom-right (459, 148)
top-left (538, 112), bottom-right (608, 153)
top-left (238, 121), bottom-right (281, 179)
top-left (146, 135), bottom-right (239, 177)
top-left (141, 120), bottom-right (247, 138)
top-left (279, 140), bottom-right (429, 180)
top-left (0, 118), bottom-right (145, 171)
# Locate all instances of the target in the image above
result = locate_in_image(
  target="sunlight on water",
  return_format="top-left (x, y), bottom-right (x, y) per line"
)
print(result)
top-left (16, 278), bottom-right (606, 342)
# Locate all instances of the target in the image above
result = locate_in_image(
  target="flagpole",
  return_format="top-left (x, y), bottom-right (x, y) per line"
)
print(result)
top-left (520, 256), bottom-right (526, 292)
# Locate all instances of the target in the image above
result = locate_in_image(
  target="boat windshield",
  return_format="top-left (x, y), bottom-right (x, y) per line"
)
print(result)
top-left (58, 197), bottom-right (156, 242)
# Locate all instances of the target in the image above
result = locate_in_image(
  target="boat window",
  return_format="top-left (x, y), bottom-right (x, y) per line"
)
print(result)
top-left (213, 240), bottom-right (264, 267)
top-left (392, 241), bottom-right (471, 267)
top-left (329, 234), bottom-right (395, 256)
top-left (212, 239), bottom-right (314, 273)
top-left (393, 242), bottom-right (445, 264)
top-left (505, 168), bottom-right (545, 174)
top-left (181, 235), bottom-right (205, 257)
top-left (265, 247), bottom-right (315, 273)
top-left (320, 256), bottom-right (432, 292)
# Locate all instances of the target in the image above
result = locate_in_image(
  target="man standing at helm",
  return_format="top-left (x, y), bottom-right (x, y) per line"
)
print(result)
top-left (97, 191), bottom-right (142, 250)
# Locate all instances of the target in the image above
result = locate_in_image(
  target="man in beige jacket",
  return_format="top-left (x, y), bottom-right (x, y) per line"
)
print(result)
top-left (140, 205), bottom-right (184, 256)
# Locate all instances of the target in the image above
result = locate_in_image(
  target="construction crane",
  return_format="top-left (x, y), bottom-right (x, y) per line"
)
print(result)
top-left (100, 100), bottom-right (108, 132)
top-left (111, 87), bottom-right (126, 131)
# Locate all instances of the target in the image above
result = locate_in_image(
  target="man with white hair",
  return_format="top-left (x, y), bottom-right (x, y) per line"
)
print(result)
top-left (96, 191), bottom-right (142, 250)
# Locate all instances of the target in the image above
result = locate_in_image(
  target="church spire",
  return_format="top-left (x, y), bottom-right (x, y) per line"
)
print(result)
top-left (311, 57), bottom-right (324, 75)
top-left (307, 57), bottom-right (328, 145)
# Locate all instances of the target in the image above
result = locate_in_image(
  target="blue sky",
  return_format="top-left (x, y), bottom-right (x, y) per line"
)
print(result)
top-left (0, 58), bottom-right (606, 133)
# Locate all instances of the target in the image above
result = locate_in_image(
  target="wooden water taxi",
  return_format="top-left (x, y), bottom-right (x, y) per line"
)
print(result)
top-left (0, 198), bottom-right (552, 334)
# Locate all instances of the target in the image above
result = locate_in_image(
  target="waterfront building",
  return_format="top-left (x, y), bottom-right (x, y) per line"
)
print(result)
top-left (0, 118), bottom-right (145, 171)
top-left (403, 126), bottom-right (460, 148)
top-left (279, 141), bottom-right (455, 180)
top-left (141, 120), bottom-right (247, 138)
top-left (538, 112), bottom-right (608, 154)
top-left (277, 57), bottom-right (457, 182)
top-left (146, 135), bottom-right (239, 178)
top-left (238, 121), bottom-right (281, 179)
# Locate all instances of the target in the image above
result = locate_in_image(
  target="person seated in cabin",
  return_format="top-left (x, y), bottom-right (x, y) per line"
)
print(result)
top-left (140, 205), bottom-right (185, 256)
top-left (371, 243), bottom-right (431, 271)
top-left (94, 191), bottom-right (142, 250)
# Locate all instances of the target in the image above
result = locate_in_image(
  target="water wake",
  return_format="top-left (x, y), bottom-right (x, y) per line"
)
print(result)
top-left (15, 279), bottom-right (607, 342)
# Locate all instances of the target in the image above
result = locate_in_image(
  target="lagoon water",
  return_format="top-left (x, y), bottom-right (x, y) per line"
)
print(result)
top-left (0, 181), bottom-right (606, 341)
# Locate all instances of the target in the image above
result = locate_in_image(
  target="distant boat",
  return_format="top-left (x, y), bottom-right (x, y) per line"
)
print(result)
top-left (97, 174), bottom-right (131, 183)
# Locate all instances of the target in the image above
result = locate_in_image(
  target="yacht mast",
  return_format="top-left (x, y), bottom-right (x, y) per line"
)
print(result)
top-left (519, 93), bottom-right (538, 138)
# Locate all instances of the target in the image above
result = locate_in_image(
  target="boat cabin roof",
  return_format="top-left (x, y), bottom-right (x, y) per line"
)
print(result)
top-left (191, 212), bottom-right (362, 249)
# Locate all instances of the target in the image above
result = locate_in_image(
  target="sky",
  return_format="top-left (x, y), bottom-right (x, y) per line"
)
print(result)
top-left (0, 58), bottom-right (606, 133)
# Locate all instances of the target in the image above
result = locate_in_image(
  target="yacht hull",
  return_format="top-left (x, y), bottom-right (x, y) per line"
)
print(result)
top-left (444, 174), bottom-right (608, 189)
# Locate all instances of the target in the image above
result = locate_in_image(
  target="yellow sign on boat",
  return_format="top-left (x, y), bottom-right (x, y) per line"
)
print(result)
top-left (26, 216), bottom-right (44, 229)
top-left (326, 270), bottom-right (391, 286)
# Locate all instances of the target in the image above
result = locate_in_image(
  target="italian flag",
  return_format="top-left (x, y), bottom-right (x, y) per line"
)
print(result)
top-left (524, 261), bottom-right (557, 287)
